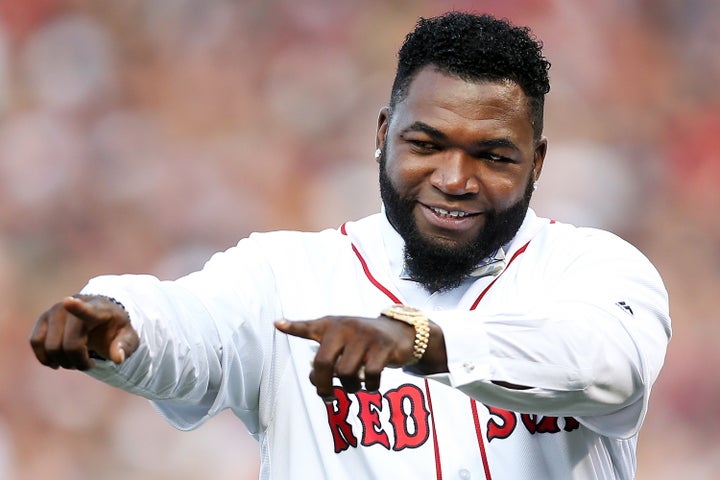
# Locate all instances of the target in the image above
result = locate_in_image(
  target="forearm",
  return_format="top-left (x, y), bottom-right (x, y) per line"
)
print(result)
top-left (81, 274), bottom-right (224, 403)
top-left (418, 300), bottom-right (669, 419)
top-left (409, 321), bottom-right (528, 391)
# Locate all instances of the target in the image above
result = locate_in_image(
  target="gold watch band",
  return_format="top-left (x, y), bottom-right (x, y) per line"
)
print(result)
top-left (380, 304), bottom-right (430, 365)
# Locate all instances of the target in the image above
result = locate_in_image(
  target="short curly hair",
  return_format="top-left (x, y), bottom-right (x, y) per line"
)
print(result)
top-left (390, 12), bottom-right (551, 139)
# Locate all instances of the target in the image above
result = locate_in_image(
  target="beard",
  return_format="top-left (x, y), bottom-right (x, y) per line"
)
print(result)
top-left (379, 154), bottom-right (534, 293)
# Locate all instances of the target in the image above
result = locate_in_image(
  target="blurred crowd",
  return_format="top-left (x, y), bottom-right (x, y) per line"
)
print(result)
top-left (0, 0), bottom-right (719, 478)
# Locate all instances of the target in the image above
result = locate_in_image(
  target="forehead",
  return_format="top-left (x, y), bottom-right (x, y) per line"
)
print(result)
top-left (391, 67), bottom-right (534, 141)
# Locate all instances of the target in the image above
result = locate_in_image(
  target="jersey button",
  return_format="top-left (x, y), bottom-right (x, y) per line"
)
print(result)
top-left (458, 468), bottom-right (471, 479)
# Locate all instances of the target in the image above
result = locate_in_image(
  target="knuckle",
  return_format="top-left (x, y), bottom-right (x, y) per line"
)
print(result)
top-left (312, 355), bottom-right (335, 371)
top-left (315, 385), bottom-right (335, 397)
top-left (308, 370), bottom-right (324, 389)
top-left (334, 365), bottom-right (354, 377)
top-left (65, 350), bottom-right (89, 369)
top-left (363, 365), bottom-right (383, 378)
top-left (44, 344), bottom-right (62, 359)
top-left (28, 336), bottom-right (43, 349)
top-left (57, 360), bottom-right (75, 370)
top-left (339, 379), bottom-right (361, 393)
top-left (63, 337), bottom-right (86, 352)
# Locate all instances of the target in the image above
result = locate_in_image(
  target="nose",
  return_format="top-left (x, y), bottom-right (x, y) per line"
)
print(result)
top-left (429, 151), bottom-right (480, 196)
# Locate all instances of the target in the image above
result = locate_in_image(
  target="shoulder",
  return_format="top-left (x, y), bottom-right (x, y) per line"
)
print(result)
top-left (243, 213), bottom-right (383, 260)
top-left (248, 226), bottom-right (346, 245)
top-left (249, 213), bottom-right (383, 245)
top-left (529, 216), bottom-right (663, 281)
top-left (544, 220), bottom-right (645, 257)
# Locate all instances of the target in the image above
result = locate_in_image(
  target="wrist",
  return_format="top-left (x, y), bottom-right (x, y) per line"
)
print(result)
top-left (407, 321), bottom-right (448, 375)
top-left (380, 304), bottom-right (430, 365)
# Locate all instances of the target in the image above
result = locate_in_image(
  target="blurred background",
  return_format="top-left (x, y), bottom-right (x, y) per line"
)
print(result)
top-left (0, 0), bottom-right (718, 478)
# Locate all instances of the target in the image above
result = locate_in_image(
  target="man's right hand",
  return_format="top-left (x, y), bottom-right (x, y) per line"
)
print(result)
top-left (29, 295), bottom-right (139, 371)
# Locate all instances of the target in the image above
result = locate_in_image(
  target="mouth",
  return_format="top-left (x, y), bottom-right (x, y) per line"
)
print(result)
top-left (426, 205), bottom-right (477, 219)
top-left (418, 203), bottom-right (483, 234)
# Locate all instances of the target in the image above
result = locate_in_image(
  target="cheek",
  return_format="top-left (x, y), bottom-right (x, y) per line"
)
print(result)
top-left (384, 157), bottom-right (427, 195)
top-left (480, 171), bottom-right (530, 208)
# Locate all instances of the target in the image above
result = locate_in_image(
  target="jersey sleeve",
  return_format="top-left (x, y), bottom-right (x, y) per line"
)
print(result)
top-left (82, 235), bottom-right (283, 434)
top-left (425, 228), bottom-right (671, 439)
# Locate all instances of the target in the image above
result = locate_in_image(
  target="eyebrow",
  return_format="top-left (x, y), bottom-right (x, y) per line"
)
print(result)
top-left (399, 121), bottom-right (520, 151)
top-left (399, 121), bottom-right (447, 141)
top-left (473, 138), bottom-right (519, 151)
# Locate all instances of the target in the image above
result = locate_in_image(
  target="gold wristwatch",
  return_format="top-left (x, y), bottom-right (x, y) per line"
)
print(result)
top-left (380, 304), bottom-right (430, 365)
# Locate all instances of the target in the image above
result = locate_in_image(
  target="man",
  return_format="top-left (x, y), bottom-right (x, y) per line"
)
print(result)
top-left (30, 12), bottom-right (671, 479)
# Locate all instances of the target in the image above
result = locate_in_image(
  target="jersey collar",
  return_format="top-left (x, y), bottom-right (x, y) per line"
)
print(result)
top-left (381, 206), bottom-right (539, 282)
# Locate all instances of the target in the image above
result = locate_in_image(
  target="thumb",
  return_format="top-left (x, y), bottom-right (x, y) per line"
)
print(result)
top-left (66, 294), bottom-right (138, 363)
top-left (107, 326), bottom-right (140, 364)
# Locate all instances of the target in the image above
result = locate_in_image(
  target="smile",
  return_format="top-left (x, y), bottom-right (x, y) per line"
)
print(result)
top-left (428, 206), bottom-right (477, 218)
top-left (418, 203), bottom-right (484, 234)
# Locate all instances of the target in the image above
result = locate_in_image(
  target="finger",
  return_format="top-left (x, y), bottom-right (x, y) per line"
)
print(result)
top-left (108, 326), bottom-right (140, 364)
top-left (321, 387), bottom-right (340, 405)
top-left (310, 339), bottom-right (346, 400)
top-left (61, 315), bottom-right (93, 370)
top-left (29, 313), bottom-right (52, 367)
top-left (310, 359), bottom-right (340, 401)
top-left (63, 296), bottom-right (103, 323)
top-left (43, 310), bottom-right (68, 370)
top-left (363, 349), bottom-right (391, 393)
top-left (307, 368), bottom-right (339, 403)
top-left (274, 319), bottom-right (325, 343)
top-left (335, 344), bottom-right (367, 393)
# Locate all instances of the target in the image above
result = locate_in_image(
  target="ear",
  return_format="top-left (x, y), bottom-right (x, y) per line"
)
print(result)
top-left (376, 107), bottom-right (390, 157)
top-left (532, 136), bottom-right (547, 182)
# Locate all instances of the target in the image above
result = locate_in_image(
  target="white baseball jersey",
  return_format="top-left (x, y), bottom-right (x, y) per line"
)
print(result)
top-left (84, 208), bottom-right (671, 479)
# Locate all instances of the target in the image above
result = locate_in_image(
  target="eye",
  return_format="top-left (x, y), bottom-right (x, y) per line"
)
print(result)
top-left (407, 140), bottom-right (440, 154)
top-left (478, 152), bottom-right (514, 163)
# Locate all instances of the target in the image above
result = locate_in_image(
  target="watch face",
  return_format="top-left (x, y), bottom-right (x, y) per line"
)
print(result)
top-left (382, 305), bottom-right (424, 323)
top-left (398, 305), bottom-right (421, 314)
top-left (383, 304), bottom-right (416, 314)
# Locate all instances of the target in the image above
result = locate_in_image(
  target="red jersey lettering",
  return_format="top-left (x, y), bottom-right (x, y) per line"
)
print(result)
top-left (521, 414), bottom-right (561, 434)
top-left (385, 384), bottom-right (431, 450)
top-left (326, 387), bottom-right (358, 453)
top-left (485, 405), bottom-right (517, 442)
top-left (356, 390), bottom-right (391, 449)
top-left (563, 417), bottom-right (580, 432)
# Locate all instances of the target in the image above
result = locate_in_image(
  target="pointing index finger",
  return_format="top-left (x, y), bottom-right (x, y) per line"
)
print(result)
top-left (62, 296), bottom-right (97, 320)
top-left (274, 319), bottom-right (324, 343)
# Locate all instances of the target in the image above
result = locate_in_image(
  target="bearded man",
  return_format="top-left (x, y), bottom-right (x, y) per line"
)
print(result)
top-left (31, 12), bottom-right (671, 480)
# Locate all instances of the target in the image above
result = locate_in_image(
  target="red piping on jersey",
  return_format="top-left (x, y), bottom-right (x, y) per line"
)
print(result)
top-left (341, 222), bottom-right (440, 478)
top-left (425, 379), bottom-right (444, 480)
top-left (470, 400), bottom-right (493, 480)
top-left (469, 240), bottom-right (531, 310)
top-left (341, 221), bottom-right (533, 480)
top-left (341, 223), bottom-right (401, 304)
top-left (467, 239), bottom-right (531, 480)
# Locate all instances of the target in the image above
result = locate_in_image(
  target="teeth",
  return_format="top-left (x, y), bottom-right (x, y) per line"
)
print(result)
top-left (432, 207), bottom-right (470, 218)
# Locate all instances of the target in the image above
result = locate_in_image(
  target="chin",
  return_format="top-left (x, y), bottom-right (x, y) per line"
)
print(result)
top-left (416, 220), bottom-right (480, 250)
top-left (424, 233), bottom-right (471, 251)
